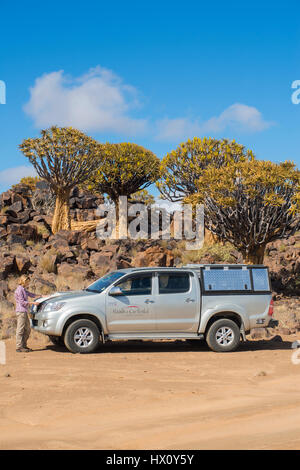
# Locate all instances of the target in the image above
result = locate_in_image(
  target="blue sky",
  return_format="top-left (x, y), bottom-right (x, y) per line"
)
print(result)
top-left (0, 0), bottom-right (300, 195)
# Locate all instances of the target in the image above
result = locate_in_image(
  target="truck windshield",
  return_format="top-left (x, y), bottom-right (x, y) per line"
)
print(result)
top-left (85, 272), bottom-right (125, 293)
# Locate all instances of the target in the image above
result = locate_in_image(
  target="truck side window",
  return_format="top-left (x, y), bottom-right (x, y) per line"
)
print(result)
top-left (116, 274), bottom-right (152, 296)
top-left (252, 268), bottom-right (270, 291)
top-left (158, 273), bottom-right (190, 294)
top-left (203, 269), bottom-right (251, 291)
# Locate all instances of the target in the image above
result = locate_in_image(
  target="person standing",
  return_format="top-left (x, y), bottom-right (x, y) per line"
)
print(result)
top-left (14, 275), bottom-right (38, 352)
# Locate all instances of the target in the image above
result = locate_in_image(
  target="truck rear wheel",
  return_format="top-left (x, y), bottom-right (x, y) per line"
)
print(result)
top-left (64, 319), bottom-right (100, 354)
top-left (206, 318), bottom-right (240, 352)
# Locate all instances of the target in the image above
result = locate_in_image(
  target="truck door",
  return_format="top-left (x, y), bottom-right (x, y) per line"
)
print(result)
top-left (155, 271), bottom-right (200, 332)
top-left (106, 272), bottom-right (156, 333)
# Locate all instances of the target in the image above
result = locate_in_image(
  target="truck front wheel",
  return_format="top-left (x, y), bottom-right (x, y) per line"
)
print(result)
top-left (64, 319), bottom-right (100, 354)
top-left (206, 318), bottom-right (240, 352)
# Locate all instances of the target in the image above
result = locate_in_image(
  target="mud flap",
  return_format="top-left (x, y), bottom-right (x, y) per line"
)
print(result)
top-left (240, 323), bottom-right (246, 342)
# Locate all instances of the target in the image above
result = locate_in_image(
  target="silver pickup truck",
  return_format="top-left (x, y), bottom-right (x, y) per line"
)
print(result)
top-left (31, 264), bottom-right (277, 353)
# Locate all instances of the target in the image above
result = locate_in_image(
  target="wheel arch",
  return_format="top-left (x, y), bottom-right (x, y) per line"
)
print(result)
top-left (204, 311), bottom-right (244, 336)
top-left (62, 313), bottom-right (104, 338)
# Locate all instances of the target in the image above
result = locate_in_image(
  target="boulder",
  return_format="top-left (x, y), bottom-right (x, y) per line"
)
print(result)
top-left (57, 263), bottom-right (93, 279)
top-left (6, 224), bottom-right (39, 242)
top-left (15, 255), bottom-right (31, 274)
top-left (0, 215), bottom-right (8, 226)
top-left (31, 277), bottom-right (56, 295)
top-left (1, 190), bottom-right (12, 207)
top-left (133, 246), bottom-right (174, 267)
top-left (80, 238), bottom-right (99, 251)
top-left (89, 251), bottom-right (117, 275)
top-left (0, 255), bottom-right (16, 279)
top-left (7, 200), bottom-right (23, 213)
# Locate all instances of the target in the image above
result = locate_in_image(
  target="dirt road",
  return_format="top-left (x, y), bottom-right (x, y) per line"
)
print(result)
top-left (1, 334), bottom-right (300, 450)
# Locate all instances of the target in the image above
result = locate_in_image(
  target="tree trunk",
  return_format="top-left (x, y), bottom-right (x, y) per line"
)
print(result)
top-left (52, 190), bottom-right (71, 234)
top-left (243, 245), bottom-right (266, 265)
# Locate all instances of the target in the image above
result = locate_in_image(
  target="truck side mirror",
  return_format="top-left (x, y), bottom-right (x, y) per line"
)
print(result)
top-left (109, 286), bottom-right (123, 296)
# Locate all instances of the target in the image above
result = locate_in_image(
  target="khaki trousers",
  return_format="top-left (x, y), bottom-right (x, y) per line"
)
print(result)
top-left (16, 312), bottom-right (31, 349)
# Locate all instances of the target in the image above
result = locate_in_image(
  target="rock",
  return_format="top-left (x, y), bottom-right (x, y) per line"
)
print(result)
top-left (0, 280), bottom-right (9, 298)
top-left (7, 201), bottom-right (23, 213)
top-left (102, 244), bottom-right (119, 254)
top-left (45, 237), bottom-right (70, 253)
top-left (1, 190), bottom-right (12, 206)
top-left (80, 238), bottom-right (99, 251)
top-left (16, 209), bottom-right (32, 224)
top-left (0, 215), bottom-right (9, 226)
top-left (57, 263), bottom-right (93, 279)
top-left (133, 246), bottom-right (174, 267)
top-left (31, 277), bottom-right (56, 295)
top-left (0, 255), bottom-right (16, 279)
top-left (279, 327), bottom-right (292, 336)
top-left (116, 255), bottom-right (132, 269)
top-left (89, 251), bottom-right (117, 275)
top-left (15, 255), bottom-right (31, 274)
top-left (250, 328), bottom-right (267, 339)
top-left (7, 234), bottom-right (27, 245)
top-left (6, 224), bottom-right (39, 242)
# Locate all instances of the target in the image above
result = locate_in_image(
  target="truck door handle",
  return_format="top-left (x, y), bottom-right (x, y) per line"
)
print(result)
top-left (145, 299), bottom-right (154, 304)
top-left (185, 298), bottom-right (195, 303)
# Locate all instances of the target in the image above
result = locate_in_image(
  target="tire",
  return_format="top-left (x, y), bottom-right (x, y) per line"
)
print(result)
top-left (206, 318), bottom-right (240, 352)
top-left (48, 335), bottom-right (64, 346)
top-left (64, 319), bottom-right (100, 354)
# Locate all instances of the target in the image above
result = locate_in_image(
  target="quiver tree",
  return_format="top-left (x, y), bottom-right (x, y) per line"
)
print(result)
top-left (86, 142), bottom-right (160, 216)
top-left (188, 160), bottom-right (300, 264)
top-left (19, 127), bottom-right (102, 233)
top-left (157, 137), bottom-right (254, 202)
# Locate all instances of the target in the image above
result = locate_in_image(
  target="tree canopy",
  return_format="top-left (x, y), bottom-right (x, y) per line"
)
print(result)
top-left (187, 159), bottom-right (300, 264)
top-left (19, 126), bottom-right (102, 233)
top-left (157, 137), bottom-right (254, 202)
top-left (86, 142), bottom-right (160, 208)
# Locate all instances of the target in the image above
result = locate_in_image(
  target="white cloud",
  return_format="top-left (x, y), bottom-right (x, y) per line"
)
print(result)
top-left (154, 197), bottom-right (183, 214)
top-left (0, 166), bottom-right (37, 186)
top-left (156, 103), bottom-right (273, 141)
top-left (24, 66), bottom-right (147, 135)
top-left (24, 67), bottom-right (273, 142)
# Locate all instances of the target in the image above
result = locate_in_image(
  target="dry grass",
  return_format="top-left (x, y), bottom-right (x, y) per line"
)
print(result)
top-left (8, 244), bottom-right (27, 254)
top-left (273, 300), bottom-right (300, 328)
top-left (39, 254), bottom-right (57, 273)
top-left (177, 242), bottom-right (236, 265)
top-left (36, 223), bottom-right (50, 237)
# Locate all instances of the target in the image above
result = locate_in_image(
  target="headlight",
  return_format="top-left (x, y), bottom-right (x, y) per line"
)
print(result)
top-left (43, 302), bottom-right (66, 313)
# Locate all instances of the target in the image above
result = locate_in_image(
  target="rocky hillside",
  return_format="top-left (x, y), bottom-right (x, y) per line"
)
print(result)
top-left (0, 183), bottom-right (299, 338)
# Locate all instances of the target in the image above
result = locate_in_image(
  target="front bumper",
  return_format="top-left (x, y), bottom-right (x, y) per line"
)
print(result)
top-left (30, 316), bottom-right (59, 335)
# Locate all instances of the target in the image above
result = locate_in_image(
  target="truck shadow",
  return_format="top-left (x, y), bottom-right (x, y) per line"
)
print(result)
top-left (44, 338), bottom-right (295, 354)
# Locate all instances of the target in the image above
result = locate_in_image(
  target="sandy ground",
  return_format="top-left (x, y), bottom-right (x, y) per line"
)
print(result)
top-left (1, 333), bottom-right (300, 450)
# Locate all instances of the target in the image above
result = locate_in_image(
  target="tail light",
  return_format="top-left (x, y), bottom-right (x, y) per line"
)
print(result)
top-left (268, 299), bottom-right (274, 316)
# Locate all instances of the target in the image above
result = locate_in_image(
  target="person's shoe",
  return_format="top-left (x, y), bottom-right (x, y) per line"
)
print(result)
top-left (16, 347), bottom-right (31, 352)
